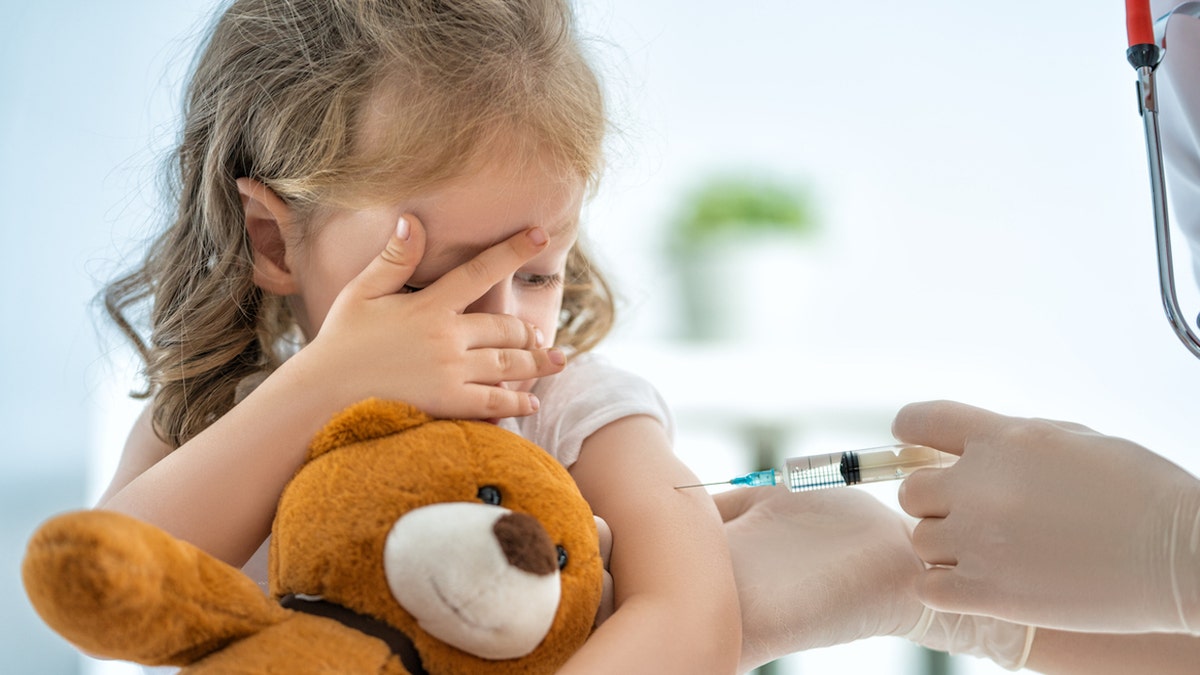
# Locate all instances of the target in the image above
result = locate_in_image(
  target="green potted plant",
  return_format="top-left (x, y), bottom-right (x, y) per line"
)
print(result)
top-left (667, 172), bottom-right (820, 342)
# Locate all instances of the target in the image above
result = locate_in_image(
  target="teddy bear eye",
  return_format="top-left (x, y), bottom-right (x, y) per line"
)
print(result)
top-left (556, 545), bottom-right (568, 570)
top-left (477, 485), bottom-right (502, 506)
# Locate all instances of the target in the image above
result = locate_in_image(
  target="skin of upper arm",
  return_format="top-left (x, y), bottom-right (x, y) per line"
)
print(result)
top-left (564, 414), bottom-right (741, 673)
top-left (95, 403), bottom-right (173, 507)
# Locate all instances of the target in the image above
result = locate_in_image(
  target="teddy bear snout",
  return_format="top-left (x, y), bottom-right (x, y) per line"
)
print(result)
top-left (383, 501), bottom-right (563, 660)
top-left (493, 511), bottom-right (557, 576)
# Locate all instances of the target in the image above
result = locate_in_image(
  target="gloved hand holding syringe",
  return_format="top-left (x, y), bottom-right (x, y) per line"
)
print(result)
top-left (677, 444), bottom-right (957, 492)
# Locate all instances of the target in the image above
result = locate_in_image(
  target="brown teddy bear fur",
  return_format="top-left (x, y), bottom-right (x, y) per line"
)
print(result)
top-left (23, 399), bottom-right (602, 674)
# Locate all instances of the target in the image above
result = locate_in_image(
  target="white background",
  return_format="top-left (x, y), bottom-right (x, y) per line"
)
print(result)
top-left (2, 1), bottom-right (1197, 674)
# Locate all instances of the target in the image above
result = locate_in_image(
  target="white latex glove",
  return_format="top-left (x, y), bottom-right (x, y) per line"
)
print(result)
top-left (716, 485), bottom-right (922, 669)
top-left (715, 483), bottom-right (1035, 672)
top-left (904, 606), bottom-right (1035, 671)
top-left (895, 400), bottom-right (1200, 635)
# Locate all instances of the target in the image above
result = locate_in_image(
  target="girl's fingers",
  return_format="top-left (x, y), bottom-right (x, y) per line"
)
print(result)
top-left (464, 346), bottom-right (566, 384)
top-left (594, 515), bottom-right (613, 564)
top-left (426, 226), bottom-right (550, 311)
top-left (444, 348), bottom-right (565, 419)
top-left (344, 214), bottom-right (427, 299)
top-left (460, 383), bottom-right (542, 419)
top-left (593, 515), bottom-right (615, 628)
top-left (459, 313), bottom-right (546, 350)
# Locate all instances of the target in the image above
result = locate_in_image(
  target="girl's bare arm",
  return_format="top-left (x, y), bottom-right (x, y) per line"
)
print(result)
top-left (561, 415), bottom-right (742, 673)
top-left (95, 356), bottom-right (361, 566)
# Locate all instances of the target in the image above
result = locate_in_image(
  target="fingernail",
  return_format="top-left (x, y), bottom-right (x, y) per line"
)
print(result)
top-left (548, 348), bottom-right (565, 366)
top-left (526, 227), bottom-right (548, 246)
top-left (396, 216), bottom-right (410, 240)
top-left (528, 394), bottom-right (541, 412)
top-left (534, 327), bottom-right (546, 347)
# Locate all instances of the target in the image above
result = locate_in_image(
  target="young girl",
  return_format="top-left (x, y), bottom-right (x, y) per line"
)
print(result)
top-left (95, 0), bottom-right (740, 671)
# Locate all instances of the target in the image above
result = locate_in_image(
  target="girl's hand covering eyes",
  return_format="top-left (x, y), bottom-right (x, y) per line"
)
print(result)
top-left (303, 213), bottom-right (566, 420)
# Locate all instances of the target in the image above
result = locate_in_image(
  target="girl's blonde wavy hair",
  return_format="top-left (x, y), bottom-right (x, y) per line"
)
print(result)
top-left (104, 0), bottom-right (613, 449)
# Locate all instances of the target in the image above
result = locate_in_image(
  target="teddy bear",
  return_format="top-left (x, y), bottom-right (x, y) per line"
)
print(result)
top-left (22, 398), bottom-right (603, 674)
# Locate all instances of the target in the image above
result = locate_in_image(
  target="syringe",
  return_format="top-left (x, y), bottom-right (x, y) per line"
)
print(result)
top-left (676, 444), bottom-right (957, 492)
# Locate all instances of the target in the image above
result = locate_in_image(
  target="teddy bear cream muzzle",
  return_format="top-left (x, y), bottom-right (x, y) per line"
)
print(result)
top-left (384, 502), bottom-right (562, 659)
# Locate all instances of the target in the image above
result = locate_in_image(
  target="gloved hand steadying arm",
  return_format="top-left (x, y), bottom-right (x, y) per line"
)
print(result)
top-left (716, 484), bottom-right (1036, 672)
top-left (895, 399), bottom-right (1200, 635)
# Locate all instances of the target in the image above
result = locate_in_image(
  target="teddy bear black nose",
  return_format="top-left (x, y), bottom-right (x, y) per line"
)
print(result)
top-left (492, 512), bottom-right (556, 576)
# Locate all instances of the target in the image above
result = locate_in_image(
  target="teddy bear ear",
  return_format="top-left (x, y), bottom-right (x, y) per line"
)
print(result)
top-left (306, 399), bottom-right (432, 461)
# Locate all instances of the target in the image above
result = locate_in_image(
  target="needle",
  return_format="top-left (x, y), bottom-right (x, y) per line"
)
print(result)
top-left (675, 480), bottom-right (732, 489)
top-left (675, 470), bottom-right (780, 490)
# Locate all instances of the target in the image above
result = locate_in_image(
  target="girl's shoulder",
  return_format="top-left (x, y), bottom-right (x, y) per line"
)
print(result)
top-left (510, 352), bottom-right (674, 469)
top-left (534, 352), bottom-right (660, 408)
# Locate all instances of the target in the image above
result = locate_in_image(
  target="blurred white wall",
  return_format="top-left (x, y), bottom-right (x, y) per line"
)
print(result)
top-left (3, 2), bottom-right (1198, 674)
top-left (1, 3), bottom-right (213, 673)
top-left (586, 0), bottom-right (1197, 458)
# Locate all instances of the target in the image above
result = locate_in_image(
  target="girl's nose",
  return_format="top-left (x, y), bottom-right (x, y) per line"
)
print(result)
top-left (465, 282), bottom-right (514, 316)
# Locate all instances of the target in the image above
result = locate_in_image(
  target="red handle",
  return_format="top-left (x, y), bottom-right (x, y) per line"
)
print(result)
top-left (1127, 0), bottom-right (1155, 46)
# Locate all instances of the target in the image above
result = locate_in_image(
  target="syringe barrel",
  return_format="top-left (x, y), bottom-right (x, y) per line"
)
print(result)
top-left (783, 444), bottom-right (956, 491)
top-left (782, 451), bottom-right (848, 491)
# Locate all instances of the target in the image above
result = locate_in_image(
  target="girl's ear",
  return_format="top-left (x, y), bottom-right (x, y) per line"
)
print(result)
top-left (236, 177), bottom-right (299, 295)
